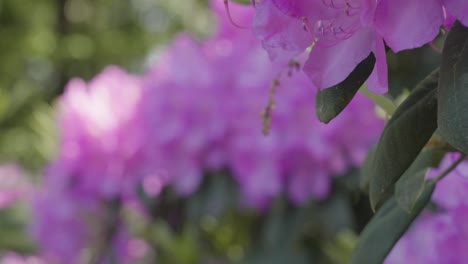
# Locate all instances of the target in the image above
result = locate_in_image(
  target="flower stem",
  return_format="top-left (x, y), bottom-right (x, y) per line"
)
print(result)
top-left (360, 85), bottom-right (396, 116)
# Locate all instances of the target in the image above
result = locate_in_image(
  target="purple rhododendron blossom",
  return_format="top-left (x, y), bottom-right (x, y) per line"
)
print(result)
top-left (386, 153), bottom-right (468, 263)
top-left (33, 186), bottom-right (141, 264)
top-left (32, 67), bottom-right (155, 263)
top-left (33, 182), bottom-right (145, 264)
top-left (250, 0), bottom-right (468, 93)
top-left (32, 187), bottom-right (90, 263)
top-left (57, 66), bottom-right (157, 199)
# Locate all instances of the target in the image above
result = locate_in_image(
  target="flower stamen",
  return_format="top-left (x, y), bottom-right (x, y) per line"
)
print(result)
top-left (322, 0), bottom-right (337, 8)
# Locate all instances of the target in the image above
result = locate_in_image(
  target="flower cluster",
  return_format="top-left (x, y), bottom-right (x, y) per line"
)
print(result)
top-left (32, 67), bottom-right (153, 264)
top-left (56, 67), bottom-right (156, 200)
top-left (386, 153), bottom-right (468, 263)
top-left (249, 0), bottom-right (468, 93)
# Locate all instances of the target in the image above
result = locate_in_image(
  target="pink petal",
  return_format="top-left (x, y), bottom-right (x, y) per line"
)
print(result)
top-left (367, 36), bottom-right (388, 94)
top-left (272, 0), bottom-right (333, 19)
top-left (210, 0), bottom-right (253, 36)
top-left (304, 28), bottom-right (374, 90)
top-left (444, 0), bottom-right (468, 26)
top-left (252, 0), bottom-right (312, 63)
top-left (360, 0), bottom-right (378, 27)
top-left (375, 0), bottom-right (444, 52)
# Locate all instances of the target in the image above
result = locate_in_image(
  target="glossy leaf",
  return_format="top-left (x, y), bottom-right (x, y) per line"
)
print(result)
top-left (231, 0), bottom-right (254, 5)
top-left (368, 69), bottom-right (439, 211)
top-left (438, 21), bottom-right (468, 154)
top-left (360, 145), bottom-right (377, 192)
top-left (315, 53), bottom-right (376, 123)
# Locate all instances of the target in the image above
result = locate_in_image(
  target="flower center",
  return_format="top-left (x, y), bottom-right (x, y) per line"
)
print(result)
top-left (309, 0), bottom-right (363, 46)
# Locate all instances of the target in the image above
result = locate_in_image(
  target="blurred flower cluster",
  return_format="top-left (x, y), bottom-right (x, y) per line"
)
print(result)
top-left (386, 153), bottom-right (468, 263)
top-left (32, 67), bottom-right (152, 263)
top-left (29, 1), bottom-right (383, 263)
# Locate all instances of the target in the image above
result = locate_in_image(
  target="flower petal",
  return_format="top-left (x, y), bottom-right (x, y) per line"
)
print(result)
top-left (272, 0), bottom-right (333, 19)
top-left (367, 36), bottom-right (388, 94)
top-left (304, 28), bottom-right (374, 90)
top-left (444, 0), bottom-right (468, 26)
top-left (375, 0), bottom-right (444, 52)
top-left (253, 0), bottom-right (312, 63)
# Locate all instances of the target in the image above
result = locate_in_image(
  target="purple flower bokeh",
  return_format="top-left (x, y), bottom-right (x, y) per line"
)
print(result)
top-left (0, 253), bottom-right (47, 264)
top-left (32, 67), bottom-right (154, 264)
top-left (57, 67), bottom-right (157, 200)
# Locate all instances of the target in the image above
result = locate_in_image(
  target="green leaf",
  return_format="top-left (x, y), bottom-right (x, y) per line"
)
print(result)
top-left (315, 53), bottom-right (375, 123)
top-left (241, 199), bottom-right (310, 264)
top-left (360, 85), bottom-right (397, 116)
top-left (360, 145), bottom-right (377, 192)
top-left (368, 69), bottom-right (439, 211)
top-left (394, 149), bottom-right (444, 213)
top-left (231, 0), bottom-right (253, 5)
top-left (350, 180), bottom-right (436, 264)
top-left (438, 21), bottom-right (468, 154)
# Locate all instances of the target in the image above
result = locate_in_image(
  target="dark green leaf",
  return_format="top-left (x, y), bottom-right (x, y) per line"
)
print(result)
top-left (368, 69), bottom-right (439, 211)
top-left (231, 0), bottom-right (253, 5)
top-left (395, 149), bottom-right (444, 212)
top-left (316, 53), bottom-right (376, 123)
top-left (187, 172), bottom-right (239, 223)
top-left (241, 199), bottom-right (310, 264)
top-left (438, 21), bottom-right (468, 154)
top-left (350, 180), bottom-right (436, 264)
top-left (360, 145), bottom-right (377, 192)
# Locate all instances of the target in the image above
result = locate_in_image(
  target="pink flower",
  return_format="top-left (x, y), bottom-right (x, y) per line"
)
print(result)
top-left (32, 67), bottom-right (158, 263)
top-left (253, 0), bottom-right (388, 92)
top-left (32, 190), bottom-right (90, 264)
top-left (251, 0), bottom-right (468, 94)
top-left (58, 66), bottom-right (156, 199)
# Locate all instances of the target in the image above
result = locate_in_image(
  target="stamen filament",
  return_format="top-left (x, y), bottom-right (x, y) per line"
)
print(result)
top-left (223, 0), bottom-right (249, 29)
